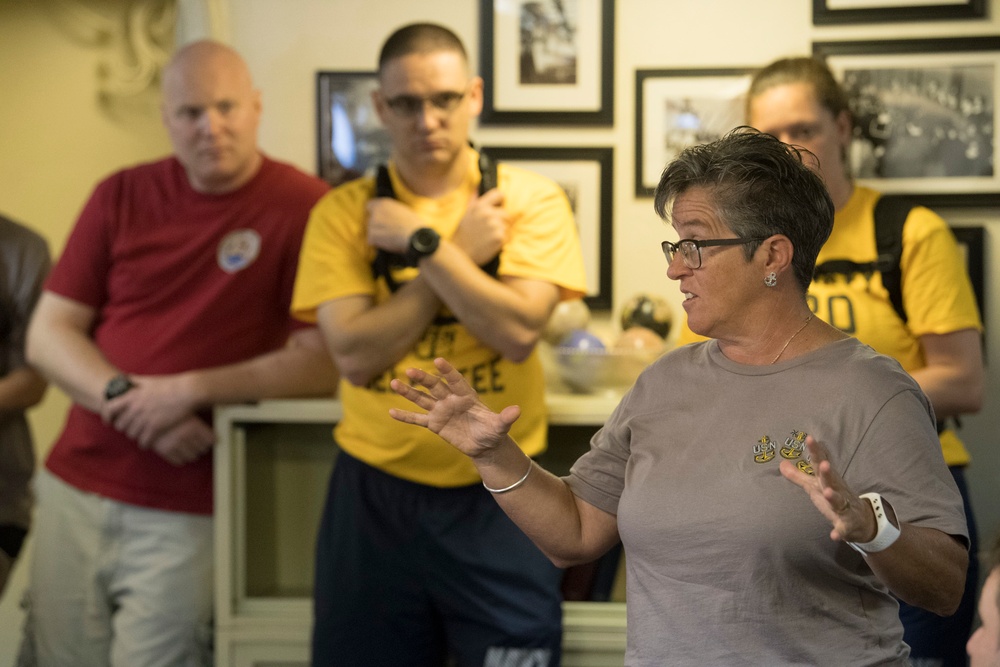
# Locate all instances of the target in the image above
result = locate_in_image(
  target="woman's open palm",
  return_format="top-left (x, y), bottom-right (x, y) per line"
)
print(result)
top-left (389, 357), bottom-right (521, 458)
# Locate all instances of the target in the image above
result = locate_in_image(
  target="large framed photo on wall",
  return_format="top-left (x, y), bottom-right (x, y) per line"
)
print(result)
top-left (479, 0), bottom-right (614, 125)
top-left (483, 146), bottom-right (613, 309)
top-left (635, 68), bottom-right (754, 197)
top-left (316, 71), bottom-right (391, 187)
top-left (815, 37), bottom-right (1000, 207)
top-left (813, 0), bottom-right (986, 25)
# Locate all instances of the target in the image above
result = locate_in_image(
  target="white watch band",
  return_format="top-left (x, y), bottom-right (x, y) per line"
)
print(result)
top-left (848, 492), bottom-right (901, 554)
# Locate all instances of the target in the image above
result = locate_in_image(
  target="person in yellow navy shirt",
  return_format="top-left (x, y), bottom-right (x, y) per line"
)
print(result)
top-left (290, 22), bottom-right (586, 667)
top-left (676, 57), bottom-right (983, 666)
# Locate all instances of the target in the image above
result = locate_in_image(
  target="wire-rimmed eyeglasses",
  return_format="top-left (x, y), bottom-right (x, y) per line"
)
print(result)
top-left (661, 237), bottom-right (766, 269)
top-left (384, 89), bottom-right (468, 118)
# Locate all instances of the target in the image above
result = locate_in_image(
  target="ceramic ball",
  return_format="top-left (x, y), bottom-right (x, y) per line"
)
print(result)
top-left (543, 299), bottom-right (591, 344)
top-left (620, 294), bottom-right (673, 339)
top-left (558, 329), bottom-right (606, 352)
top-left (614, 326), bottom-right (666, 354)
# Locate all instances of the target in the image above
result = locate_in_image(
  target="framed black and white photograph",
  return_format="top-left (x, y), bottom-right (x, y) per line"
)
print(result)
top-left (316, 71), bottom-right (391, 187)
top-left (814, 37), bottom-right (1000, 207)
top-left (479, 0), bottom-right (614, 125)
top-left (813, 0), bottom-right (986, 25)
top-left (952, 225), bottom-right (986, 319)
top-left (483, 146), bottom-right (613, 309)
top-left (635, 68), bottom-right (754, 197)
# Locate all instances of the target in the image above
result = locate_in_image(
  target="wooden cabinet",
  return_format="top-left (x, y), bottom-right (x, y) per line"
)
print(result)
top-left (213, 396), bottom-right (627, 666)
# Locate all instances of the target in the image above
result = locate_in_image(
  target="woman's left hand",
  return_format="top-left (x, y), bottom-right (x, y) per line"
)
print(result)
top-left (780, 436), bottom-right (877, 544)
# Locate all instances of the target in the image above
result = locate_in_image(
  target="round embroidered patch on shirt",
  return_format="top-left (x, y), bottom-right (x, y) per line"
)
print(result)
top-left (218, 229), bottom-right (261, 273)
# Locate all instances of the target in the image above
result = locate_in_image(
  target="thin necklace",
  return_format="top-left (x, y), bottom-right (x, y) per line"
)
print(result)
top-left (771, 315), bottom-right (813, 365)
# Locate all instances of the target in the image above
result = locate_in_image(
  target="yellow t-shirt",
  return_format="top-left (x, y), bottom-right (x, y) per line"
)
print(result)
top-left (292, 148), bottom-right (587, 486)
top-left (676, 186), bottom-right (982, 465)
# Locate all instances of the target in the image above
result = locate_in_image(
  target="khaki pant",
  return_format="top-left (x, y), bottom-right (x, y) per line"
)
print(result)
top-left (18, 470), bottom-right (213, 667)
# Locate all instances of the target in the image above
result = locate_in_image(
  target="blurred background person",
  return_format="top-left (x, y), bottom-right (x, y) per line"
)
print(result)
top-left (0, 212), bottom-right (49, 599)
top-left (19, 41), bottom-right (335, 666)
top-left (292, 22), bottom-right (585, 667)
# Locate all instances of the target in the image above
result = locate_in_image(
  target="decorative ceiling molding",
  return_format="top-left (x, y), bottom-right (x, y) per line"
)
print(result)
top-left (45, 0), bottom-right (176, 104)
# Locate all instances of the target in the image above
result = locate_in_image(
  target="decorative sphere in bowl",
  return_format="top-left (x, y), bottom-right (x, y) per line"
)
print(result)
top-left (543, 299), bottom-right (591, 344)
top-left (620, 293), bottom-right (673, 339)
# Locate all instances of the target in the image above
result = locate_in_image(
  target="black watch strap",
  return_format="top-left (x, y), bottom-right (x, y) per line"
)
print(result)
top-left (104, 374), bottom-right (135, 401)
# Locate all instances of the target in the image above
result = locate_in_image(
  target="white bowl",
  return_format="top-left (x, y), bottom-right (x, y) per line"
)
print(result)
top-left (541, 343), bottom-right (664, 395)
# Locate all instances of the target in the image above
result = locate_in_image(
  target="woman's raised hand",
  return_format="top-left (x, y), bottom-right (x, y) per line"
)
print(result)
top-left (389, 357), bottom-right (522, 459)
top-left (780, 436), bottom-right (878, 544)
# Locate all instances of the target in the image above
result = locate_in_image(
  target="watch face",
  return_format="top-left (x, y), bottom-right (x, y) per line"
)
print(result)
top-left (105, 375), bottom-right (135, 400)
top-left (412, 228), bottom-right (439, 253)
top-left (405, 228), bottom-right (440, 267)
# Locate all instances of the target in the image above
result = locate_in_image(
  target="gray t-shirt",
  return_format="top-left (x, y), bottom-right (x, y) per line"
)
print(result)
top-left (0, 214), bottom-right (50, 529)
top-left (566, 337), bottom-right (967, 666)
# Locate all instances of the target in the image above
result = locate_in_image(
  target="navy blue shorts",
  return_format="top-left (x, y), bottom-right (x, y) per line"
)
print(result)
top-left (311, 450), bottom-right (564, 667)
top-left (899, 466), bottom-right (978, 666)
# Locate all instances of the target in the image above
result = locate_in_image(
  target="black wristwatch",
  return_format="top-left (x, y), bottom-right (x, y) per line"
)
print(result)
top-left (104, 373), bottom-right (135, 401)
top-left (404, 227), bottom-right (440, 267)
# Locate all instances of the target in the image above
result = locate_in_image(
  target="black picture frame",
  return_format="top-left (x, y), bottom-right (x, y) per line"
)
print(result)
top-left (482, 146), bottom-right (614, 309)
top-left (479, 0), bottom-right (614, 126)
top-left (952, 225), bottom-right (986, 320)
top-left (634, 68), bottom-right (755, 197)
top-left (813, 0), bottom-right (986, 25)
top-left (315, 70), bottom-right (391, 187)
top-left (814, 37), bottom-right (1000, 207)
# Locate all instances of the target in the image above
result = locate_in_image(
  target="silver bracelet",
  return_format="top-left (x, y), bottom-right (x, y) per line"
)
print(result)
top-left (482, 460), bottom-right (532, 494)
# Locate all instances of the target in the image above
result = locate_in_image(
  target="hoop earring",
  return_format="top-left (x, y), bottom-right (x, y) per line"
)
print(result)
top-left (764, 272), bottom-right (777, 288)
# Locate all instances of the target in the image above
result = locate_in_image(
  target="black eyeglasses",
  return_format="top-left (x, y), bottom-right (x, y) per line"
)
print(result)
top-left (661, 237), bottom-right (766, 269)
top-left (384, 89), bottom-right (468, 118)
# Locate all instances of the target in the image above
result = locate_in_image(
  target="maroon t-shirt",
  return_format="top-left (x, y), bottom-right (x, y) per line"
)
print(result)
top-left (45, 155), bottom-right (329, 514)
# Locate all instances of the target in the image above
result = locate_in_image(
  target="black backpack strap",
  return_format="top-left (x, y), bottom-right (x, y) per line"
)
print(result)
top-left (478, 150), bottom-right (498, 194)
top-left (873, 195), bottom-right (954, 433)
top-left (873, 194), bottom-right (914, 324)
top-left (476, 150), bottom-right (501, 276)
top-left (370, 165), bottom-right (402, 286)
top-left (370, 151), bottom-right (501, 291)
top-left (374, 163), bottom-right (395, 198)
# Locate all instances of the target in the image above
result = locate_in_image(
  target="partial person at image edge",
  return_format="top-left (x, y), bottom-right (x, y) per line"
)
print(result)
top-left (0, 213), bottom-right (50, 600)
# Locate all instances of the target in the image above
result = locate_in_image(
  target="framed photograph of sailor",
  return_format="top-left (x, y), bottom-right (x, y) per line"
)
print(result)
top-left (812, 0), bottom-right (986, 25)
top-left (479, 0), bottom-right (614, 125)
top-left (482, 146), bottom-right (613, 309)
top-left (814, 37), bottom-right (1000, 207)
top-left (635, 68), bottom-right (754, 197)
top-left (316, 70), bottom-right (392, 187)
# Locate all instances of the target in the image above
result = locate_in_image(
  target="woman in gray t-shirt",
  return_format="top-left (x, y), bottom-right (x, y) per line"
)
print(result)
top-left (389, 129), bottom-right (969, 666)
